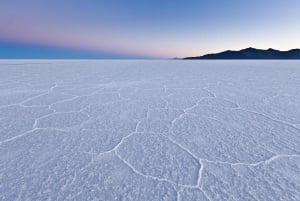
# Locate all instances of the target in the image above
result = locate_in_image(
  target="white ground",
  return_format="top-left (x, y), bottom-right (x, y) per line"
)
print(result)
top-left (0, 60), bottom-right (300, 201)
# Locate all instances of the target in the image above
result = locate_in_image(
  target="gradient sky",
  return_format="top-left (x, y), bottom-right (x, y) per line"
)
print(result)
top-left (1, 0), bottom-right (300, 59)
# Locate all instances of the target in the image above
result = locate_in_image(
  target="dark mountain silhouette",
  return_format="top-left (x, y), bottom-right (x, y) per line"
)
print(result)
top-left (184, 47), bottom-right (300, 59)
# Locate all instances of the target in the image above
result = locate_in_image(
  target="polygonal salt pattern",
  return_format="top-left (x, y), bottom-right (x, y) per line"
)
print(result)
top-left (0, 60), bottom-right (300, 200)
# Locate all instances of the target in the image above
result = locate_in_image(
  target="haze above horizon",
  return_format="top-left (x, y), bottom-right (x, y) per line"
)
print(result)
top-left (1, 0), bottom-right (300, 59)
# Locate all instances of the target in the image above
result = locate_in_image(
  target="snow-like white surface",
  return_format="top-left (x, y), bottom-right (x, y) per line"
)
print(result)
top-left (0, 60), bottom-right (300, 200)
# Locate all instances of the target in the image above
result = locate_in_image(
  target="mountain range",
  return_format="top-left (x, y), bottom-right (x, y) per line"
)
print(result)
top-left (184, 47), bottom-right (300, 59)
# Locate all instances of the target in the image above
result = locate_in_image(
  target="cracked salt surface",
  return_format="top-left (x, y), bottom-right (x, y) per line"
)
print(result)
top-left (0, 60), bottom-right (300, 201)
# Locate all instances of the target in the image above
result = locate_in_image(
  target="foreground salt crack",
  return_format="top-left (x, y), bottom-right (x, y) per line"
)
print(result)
top-left (0, 60), bottom-right (300, 201)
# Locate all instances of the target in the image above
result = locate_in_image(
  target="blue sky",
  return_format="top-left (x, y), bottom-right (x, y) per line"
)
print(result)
top-left (0, 0), bottom-right (300, 58)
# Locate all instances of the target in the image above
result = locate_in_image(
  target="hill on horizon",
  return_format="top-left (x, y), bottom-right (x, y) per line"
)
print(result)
top-left (184, 47), bottom-right (300, 60)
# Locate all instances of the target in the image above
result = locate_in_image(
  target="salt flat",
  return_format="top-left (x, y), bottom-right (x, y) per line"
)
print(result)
top-left (0, 60), bottom-right (300, 201)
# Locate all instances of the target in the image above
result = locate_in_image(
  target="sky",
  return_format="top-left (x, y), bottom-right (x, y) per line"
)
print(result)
top-left (0, 0), bottom-right (300, 59)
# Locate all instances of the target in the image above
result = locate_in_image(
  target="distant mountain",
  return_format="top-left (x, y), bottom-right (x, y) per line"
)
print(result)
top-left (184, 47), bottom-right (300, 59)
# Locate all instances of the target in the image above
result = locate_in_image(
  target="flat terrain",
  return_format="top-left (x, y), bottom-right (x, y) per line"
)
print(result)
top-left (0, 60), bottom-right (300, 201)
